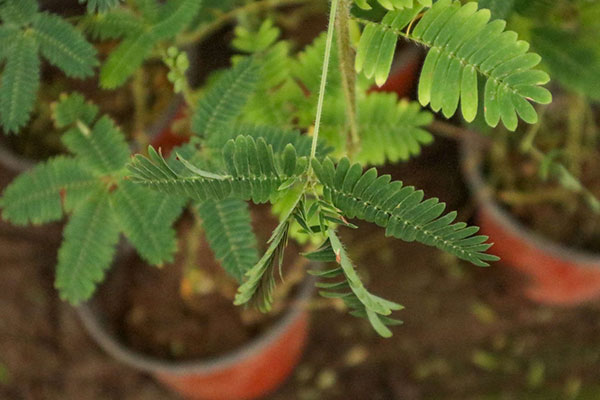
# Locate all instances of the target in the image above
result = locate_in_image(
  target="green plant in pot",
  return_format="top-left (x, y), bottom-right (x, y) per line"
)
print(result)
top-left (0, 0), bottom-right (554, 398)
top-left (459, 0), bottom-right (600, 306)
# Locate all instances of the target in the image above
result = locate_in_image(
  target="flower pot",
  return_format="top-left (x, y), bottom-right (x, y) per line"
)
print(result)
top-left (76, 253), bottom-right (314, 400)
top-left (461, 136), bottom-right (600, 306)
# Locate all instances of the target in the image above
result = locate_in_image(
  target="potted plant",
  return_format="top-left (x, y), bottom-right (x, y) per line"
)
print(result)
top-left (457, 0), bottom-right (600, 306)
top-left (0, 0), bottom-right (554, 398)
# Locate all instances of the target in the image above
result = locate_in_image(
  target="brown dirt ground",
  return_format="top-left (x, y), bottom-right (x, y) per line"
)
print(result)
top-left (1, 139), bottom-right (600, 400)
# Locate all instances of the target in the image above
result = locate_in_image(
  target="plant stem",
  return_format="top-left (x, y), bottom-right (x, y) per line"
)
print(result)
top-left (308, 0), bottom-right (339, 170)
top-left (176, 0), bottom-right (313, 47)
top-left (335, 0), bottom-right (360, 156)
top-left (131, 68), bottom-right (149, 148)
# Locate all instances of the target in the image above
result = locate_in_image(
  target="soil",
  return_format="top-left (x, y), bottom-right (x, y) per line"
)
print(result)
top-left (2, 138), bottom-right (600, 399)
top-left (483, 93), bottom-right (600, 253)
top-left (96, 210), bottom-right (301, 361)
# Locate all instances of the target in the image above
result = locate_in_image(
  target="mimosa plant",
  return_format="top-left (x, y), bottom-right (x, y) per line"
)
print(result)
top-left (0, 0), bottom-right (554, 337)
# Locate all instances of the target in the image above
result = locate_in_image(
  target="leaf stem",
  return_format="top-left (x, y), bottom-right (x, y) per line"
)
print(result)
top-left (335, 0), bottom-right (360, 156)
top-left (309, 0), bottom-right (339, 170)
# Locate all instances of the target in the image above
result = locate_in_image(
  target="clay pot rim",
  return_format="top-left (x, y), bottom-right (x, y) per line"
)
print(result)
top-left (460, 134), bottom-right (600, 266)
top-left (76, 258), bottom-right (316, 376)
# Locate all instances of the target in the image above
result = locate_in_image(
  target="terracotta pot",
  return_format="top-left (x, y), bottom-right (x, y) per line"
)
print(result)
top-left (461, 137), bottom-right (600, 306)
top-left (76, 258), bottom-right (314, 400)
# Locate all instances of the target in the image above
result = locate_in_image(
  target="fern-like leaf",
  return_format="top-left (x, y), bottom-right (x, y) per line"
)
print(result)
top-left (531, 27), bottom-right (600, 102)
top-left (306, 230), bottom-right (403, 337)
top-left (62, 115), bottom-right (130, 175)
top-left (356, 0), bottom-right (552, 130)
top-left (354, 0), bottom-right (431, 11)
top-left (100, 32), bottom-right (155, 88)
top-left (129, 136), bottom-right (301, 204)
top-left (110, 181), bottom-right (183, 265)
top-left (0, 0), bottom-right (38, 25)
top-left (196, 198), bottom-right (259, 282)
top-left (356, 93), bottom-right (433, 165)
top-left (478, 0), bottom-right (515, 20)
top-left (32, 13), bottom-right (98, 78)
top-left (234, 194), bottom-right (299, 312)
top-left (79, 0), bottom-right (123, 14)
top-left (192, 57), bottom-right (260, 138)
top-left (150, 0), bottom-right (201, 39)
top-left (55, 191), bottom-right (119, 304)
top-left (0, 34), bottom-right (40, 133)
top-left (52, 92), bottom-right (99, 128)
top-left (82, 9), bottom-right (143, 40)
top-left (0, 157), bottom-right (101, 225)
top-left (208, 124), bottom-right (332, 158)
top-left (313, 157), bottom-right (499, 267)
top-left (0, 25), bottom-right (19, 60)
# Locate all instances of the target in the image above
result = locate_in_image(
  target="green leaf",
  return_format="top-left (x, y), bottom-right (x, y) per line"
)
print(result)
top-left (196, 198), bottom-right (259, 282)
top-left (99, 32), bottom-right (155, 88)
top-left (0, 157), bottom-right (100, 225)
top-left (79, 0), bottom-right (123, 13)
top-left (151, 0), bottom-right (202, 39)
top-left (82, 9), bottom-right (143, 40)
top-left (55, 191), bottom-right (119, 304)
top-left (478, 0), bottom-right (515, 20)
top-left (32, 13), bottom-right (98, 78)
top-left (531, 27), bottom-right (600, 102)
top-left (0, 33), bottom-right (40, 133)
top-left (313, 158), bottom-right (500, 267)
top-left (192, 57), bottom-right (260, 138)
top-left (234, 192), bottom-right (300, 312)
top-left (355, 93), bottom-right (433, 165)
top-left (62, 115), bottom-right (130, 174)
top-left (129, 136), bottom-right (298, 204)
top-left (356, 0), bottom-right (552, 130)
top-left (208, 124), bottom-right (332, 158)
top-left (0, 0), bottom-right (38, 25)
top-left (308, 230), bottom-right (403, 338)
top-left (0, 25), bottom-right (19, 60)
top-left (111, 180), bottom-right (183, 265)
top-left (52, 92), bottom-right (99, 128)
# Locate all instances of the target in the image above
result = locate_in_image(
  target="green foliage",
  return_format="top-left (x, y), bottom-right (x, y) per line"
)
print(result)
top-left (313, 157), bottom-right (499, 267)
top-left (234, 195), bottom-right (297, 312)
top-left (0, 156), bottom-right (99, 225)
top-left (307, 230), bottom-right (403, 338)
top-left (80, 0), bottom-right (123, 14)
top-left (83, 9), bottom-right (143, 40)
top-left (52, 92), bottom-right (99, 128)
top-left (1, 93), bottom-right (185, 302)
top-left (208, 124), bottom-right (332, 159)
top-left (128, 136), bottom-right (303, 204)
top-left (0, 4), bottom-right (98, 132)
top-left (196, 198), bottom-right (259, 282)
top-left (355, 93), bottom-right (433, 165)
top-left (531, 27), bottom-right (600, 102)
top-left (111, 181), bottom-right (183, 265)
top-left (55, 190), bottom-right (119, 304)
top-left (0, 0), bottom-right (38, 25)
top-left (0, 34), bottom-right (40, 133)
top-left (233, 19), bottom-right (279, 53)
top-left (354, 0), bottom-right (432, 11)
top-left (355, 0), bottom-right (552, 130)
top-left (96, 0), bottom-right (202, 88)
top-left (192, 57), bottom-right (260, 138)
top-left (62, 116), bottom-right (130, 175)
top-left (478, 0), bottom-right (515, 20)
top-left (32, 13), bottom-right (98, 78)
